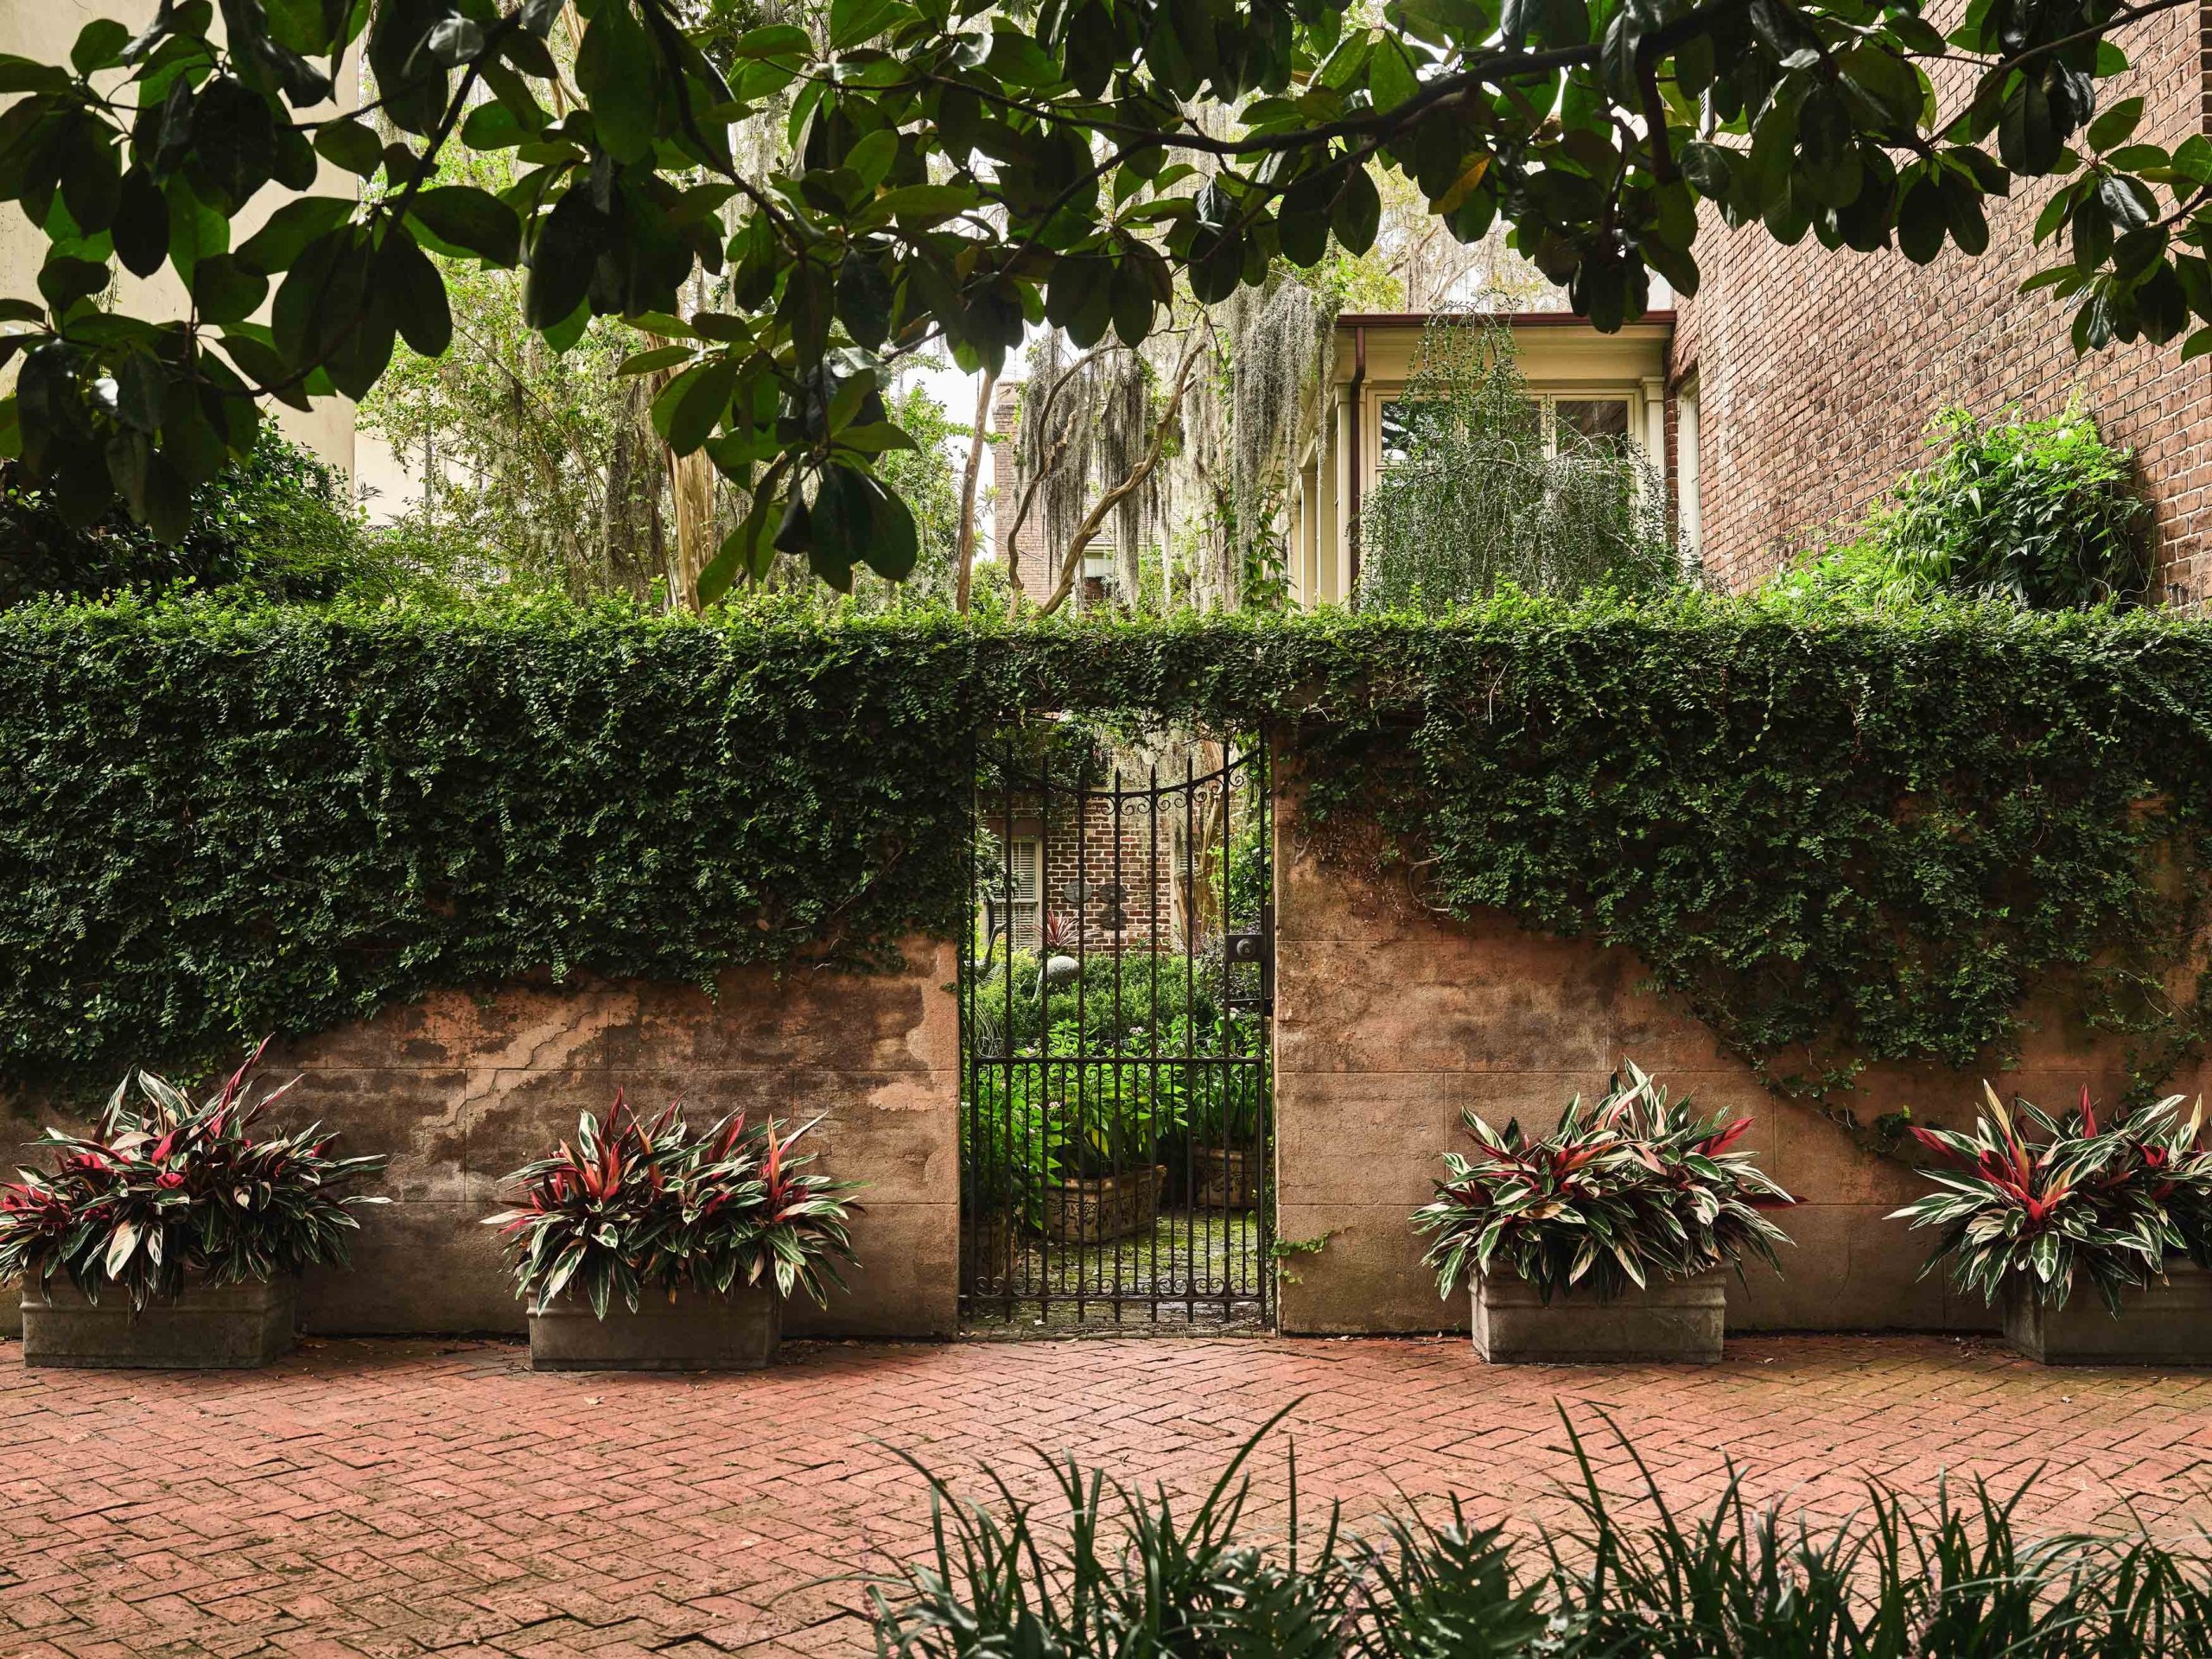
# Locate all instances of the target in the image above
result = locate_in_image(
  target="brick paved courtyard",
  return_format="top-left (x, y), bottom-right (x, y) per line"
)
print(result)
top-left (5, 1332), bottom-right (2212, 1658)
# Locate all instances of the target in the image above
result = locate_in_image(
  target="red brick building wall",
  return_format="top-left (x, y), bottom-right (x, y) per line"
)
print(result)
top-left (1674, 6), bottom-right (2212, 601)
top-left (991, 380), bottom-right (1058, 598)
top-left (983, 789), bottom-right (1181, 957)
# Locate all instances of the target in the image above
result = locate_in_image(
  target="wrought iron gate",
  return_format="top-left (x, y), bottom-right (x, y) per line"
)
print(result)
top-left (960, 732), bottom-right (1274, 1331)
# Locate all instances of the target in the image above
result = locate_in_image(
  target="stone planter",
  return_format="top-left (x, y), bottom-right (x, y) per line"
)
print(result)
top-left (1192, 1146), bottom-right (1262, 1210)
top-left (2002, 1262), bottom-right (2212, 1365)
top-left (21, 1276), bottom-right (297, 1370)
top-left (1472, 1268), bottom-right (1726, 1363)
top-left (527, 1282), bottom-right (781, 1371)
top-left (1040, 1165), bottom-right (1166, 1244)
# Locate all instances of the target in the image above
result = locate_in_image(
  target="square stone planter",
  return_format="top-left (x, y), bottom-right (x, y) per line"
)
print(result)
top-left (2002, 1262), bottom-right (2212, 1365)
top-left (21, 1275), bottom-right (297, 1369)
top-left (1039, 1165), bottom-right (1166, 1244)
top-left (526, 1282), bottom-right (781, 1371)
top-left (1192, 1146), bottom-right (1262, 1211)
top-left (1472, 1268), bottom-right (1726, 1363)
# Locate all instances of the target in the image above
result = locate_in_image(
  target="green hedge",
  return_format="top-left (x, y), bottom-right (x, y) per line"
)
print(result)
top-left (0, 598), bottom-right (979, 1096)
top-left (6, 592), bottom-right (2212, 1106)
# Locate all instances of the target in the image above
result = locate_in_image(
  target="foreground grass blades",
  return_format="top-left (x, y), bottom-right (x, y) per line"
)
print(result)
top-left (863, 1407), bottom-right (2212, 1656)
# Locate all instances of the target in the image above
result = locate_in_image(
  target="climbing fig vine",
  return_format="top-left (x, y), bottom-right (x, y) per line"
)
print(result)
top-left (3, 595), bottom-right (2210, 1116)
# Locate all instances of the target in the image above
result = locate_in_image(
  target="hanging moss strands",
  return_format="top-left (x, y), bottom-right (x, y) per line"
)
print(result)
top-left (1223, 276), bottom-right (1334, 594)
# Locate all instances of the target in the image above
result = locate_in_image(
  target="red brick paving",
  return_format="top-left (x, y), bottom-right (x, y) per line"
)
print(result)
top-left (4, 1332), bottom-right (2212, 1657)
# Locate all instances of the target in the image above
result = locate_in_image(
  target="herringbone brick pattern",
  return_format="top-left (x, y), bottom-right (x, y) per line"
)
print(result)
top-left (4, 1333), bottom-right (2211, 1657)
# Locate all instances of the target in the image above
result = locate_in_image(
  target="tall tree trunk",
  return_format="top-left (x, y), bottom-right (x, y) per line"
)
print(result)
top-left (602, 376), bottom-right (659, 601)
top-left (954, 366), bottom-right (996, 614)
top-left (664, 448), bottom-right (715, 613)
top-left (650, 292), bottom-right (716, 613)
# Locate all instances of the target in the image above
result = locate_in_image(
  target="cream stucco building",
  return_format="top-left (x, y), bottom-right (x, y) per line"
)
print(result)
top-left (0, 2), bottom-right (359, 476)
top-left (1286, 310), bottom-right (1681, 607)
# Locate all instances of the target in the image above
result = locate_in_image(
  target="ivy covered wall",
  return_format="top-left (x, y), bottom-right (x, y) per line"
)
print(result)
top-left (5, 593), bottom-right (2211, 1107)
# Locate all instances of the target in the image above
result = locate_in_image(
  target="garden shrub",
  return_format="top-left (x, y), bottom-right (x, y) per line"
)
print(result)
top-left (1413, 1063), bottom-right (1791, 1301)
top-left (486, 1094), bottom-right (860, 1314)
top-left (1356, 318), bottom-right (1678, 612)
top-left (0, 1039), bottom-right (387, 1309)
top-left (0, 429), bottom-right (410, 608)
top-left (1773, 406), bottom-right (2153, 611)
top-left (5, 594), bottom-right (2212, 1114)
top-left (966, 946), bottom-right (1267, 1217)
top-left (865, 1410), bottom-right (2212, 1655)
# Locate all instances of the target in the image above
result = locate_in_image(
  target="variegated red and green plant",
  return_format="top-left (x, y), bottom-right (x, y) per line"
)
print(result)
top-left (1890, 1084), bottom-right (2212, 1313)
top-left (0, 1039), bottom-right (387, 1312)
top-left (485, 1091), bottom-right (862, 1319)
top-left (1413, 1061), bottom-right (1793, 1303)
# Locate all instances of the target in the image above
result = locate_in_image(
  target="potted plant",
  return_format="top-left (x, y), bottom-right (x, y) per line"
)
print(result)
top-left (486, 1092), bottom-right (861, 1371)
top-left (1038, 1069), bottom-right (1166, 1245)
top-left (0, 1039), bottom-right (388, 1369)
top-left (1412, 1062), bottom-right (1793, 1363)
top-left (1890, 1084), bottom-right (2212, 1363)
top-left (1187, 1062), bottom-right (1266, 1211)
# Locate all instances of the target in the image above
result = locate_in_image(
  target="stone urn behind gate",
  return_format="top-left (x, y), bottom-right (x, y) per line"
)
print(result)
top-left (1040, 1165), bottom-right (1166, 1244)
top-left (1192, 1146), bottom-right (1262, 1210)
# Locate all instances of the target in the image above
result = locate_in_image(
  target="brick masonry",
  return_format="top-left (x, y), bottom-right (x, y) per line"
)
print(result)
top-left (2, 791), bottom-right (2196, 1344)
top-left (3, 1332), bottom-right (2210, 1656)
top-left (3, 944), bottom-right (963, 1344)
top-left (1675, 5), bottom-right (2212, 599)
top-left (990, 378), bottom-right (1052, 597)
top-left (1268, 764), bottom-right (2212, 1338)
top-left (983, 788), bottom-right (1179, 956)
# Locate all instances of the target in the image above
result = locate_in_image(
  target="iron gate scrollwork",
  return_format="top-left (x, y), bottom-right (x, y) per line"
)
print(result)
top-left (960, 733), bottom-right (1274, 1331)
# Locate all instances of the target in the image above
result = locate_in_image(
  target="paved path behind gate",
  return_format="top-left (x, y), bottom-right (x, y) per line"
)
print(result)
top-left (5, 1333), bottom-right (2212, 1657)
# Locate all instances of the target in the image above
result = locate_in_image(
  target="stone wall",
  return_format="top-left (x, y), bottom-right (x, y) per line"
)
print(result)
top-left (3, 944), bottom-right (962, 1339)
top-left (14, 807), bottom-right (2201, 1342)
top-left (1270, 791), bottom-right (2199, 1336)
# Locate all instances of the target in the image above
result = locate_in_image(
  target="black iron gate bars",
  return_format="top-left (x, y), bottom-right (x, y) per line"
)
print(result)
top-left (959, 729), bottom-right (1274, 1331)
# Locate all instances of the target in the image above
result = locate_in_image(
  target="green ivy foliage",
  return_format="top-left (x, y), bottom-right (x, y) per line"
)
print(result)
top-left (1770, 406), bottom-right (2153, 613)
top-left (0, 596), bottom-right (979, 1096)
top-left (1282, 597), bottom-right (2212, 1100)
top-left (6, 593), bottom-right (2212, 1106)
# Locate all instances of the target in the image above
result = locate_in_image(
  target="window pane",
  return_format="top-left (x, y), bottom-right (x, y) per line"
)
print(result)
top-left (1379, 400), bottom-right (1440, 463)
top-left (1555, 399), bottom-right (1632, 451)
top-left (1381, 397), bottom-right (1544, 461)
